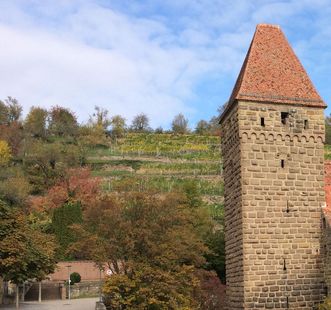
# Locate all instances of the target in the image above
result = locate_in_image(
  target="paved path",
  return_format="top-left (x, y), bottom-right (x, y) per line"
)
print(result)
top-left (0, 298), bottom-right (98, 310)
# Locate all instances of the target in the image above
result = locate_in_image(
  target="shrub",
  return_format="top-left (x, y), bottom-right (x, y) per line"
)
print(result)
top-left (319, 297), bottom-right (331, 310)
top-left (70, 272), bottom-right (81, 285)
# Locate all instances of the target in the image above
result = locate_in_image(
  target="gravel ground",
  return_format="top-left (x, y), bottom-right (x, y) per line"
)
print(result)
top-left (0, 298), bottom-right (99, 310)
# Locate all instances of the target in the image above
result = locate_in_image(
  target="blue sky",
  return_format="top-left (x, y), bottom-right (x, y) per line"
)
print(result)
top-left (0, 0), bottom-right (331, 129)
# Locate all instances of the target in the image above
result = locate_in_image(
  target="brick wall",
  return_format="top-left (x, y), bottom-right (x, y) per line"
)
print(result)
top-left (49, 261), bottom-right (106, 282)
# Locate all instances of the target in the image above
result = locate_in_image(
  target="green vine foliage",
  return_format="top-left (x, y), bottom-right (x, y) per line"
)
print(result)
top-left (51, 201), bottom-right (83, 260)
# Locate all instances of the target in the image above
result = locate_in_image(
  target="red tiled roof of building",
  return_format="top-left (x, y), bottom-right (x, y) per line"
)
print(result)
top-left (324, 161), bottom-right (331, 225)
top-left (228, 24), bottom-right (325, 108)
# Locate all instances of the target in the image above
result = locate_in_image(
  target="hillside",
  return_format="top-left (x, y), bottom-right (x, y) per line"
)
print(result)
top-left (87, 132), bottom-right (224, 220)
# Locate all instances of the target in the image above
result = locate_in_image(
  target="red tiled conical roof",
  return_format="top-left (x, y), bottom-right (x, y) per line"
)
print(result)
top-left (228, 24), bottom-right (325, 107)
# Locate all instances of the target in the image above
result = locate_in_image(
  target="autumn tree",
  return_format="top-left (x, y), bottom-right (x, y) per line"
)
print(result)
top-left (23, 140), bottom-right (83, 193)
top-left (79, 124), bottom-right (109, 148)
top-left (0, 140), bottom-right (12, 166)
top-left (195, 120), bottom-right (210, 135)
top-left (208, 116), bottom-right (221, 136)
top-left (318, 298), bottom-right (331, 310)
top-left (325, 115), bottom-right (331, 145)
top-left (171, 113), bottom-right (189, 134)
top-left (5, 97), bottom-right (23, 124)
top-left (0, 199), bottom-right (57, 308)
top-left (0, 122), bottom-right (24, 156)
top-left (154, 126), bottom-right (163, 134)
top-left (48, 106), bottom-right (78, 137)
top-left (89, 106), bottom-right (111, 130)
top-left (77, 106), bottom-right (110, 147)
top-left (0, 142), bottom-right (30, 207)
top-left (0, 173), bottom-right (30, 207)
top-left (0, 100), bottom-right (8, 125)
top-left (0, 97), bottom-right (24, 155)
top-left (130, 113), bottom-right (150, 132)
top-left (71, 192), bottom-right (209, 309)
top-left (110, 115), bottom-right (126, 140)
top-left (0, 97), bottom-right (22, 125)
top-left (25, 106), bottom-right (48, 139)
top-left (29, 168), bottom-right (100, 211)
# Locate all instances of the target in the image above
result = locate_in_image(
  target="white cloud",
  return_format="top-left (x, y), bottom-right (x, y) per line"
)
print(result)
top-left (0, 4), bottom-right (196, 127)
top-left (0, 0), bottom-right (330, 127)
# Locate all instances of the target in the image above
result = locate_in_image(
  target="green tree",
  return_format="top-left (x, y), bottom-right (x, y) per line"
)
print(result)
top-left (48, 106), bottom-right (78, 137)
top-left (24, 106), bottom-right (48, 138)
top-left (171, 113), bottom-right (189, 134)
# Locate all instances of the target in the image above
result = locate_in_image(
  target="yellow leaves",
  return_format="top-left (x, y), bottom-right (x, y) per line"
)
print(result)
top-left (318, 298), bottom-right (331, 310)
top-left (0, 176), bottom-right (31, 205)
top-left (0, 140), bottom-right (12, 166)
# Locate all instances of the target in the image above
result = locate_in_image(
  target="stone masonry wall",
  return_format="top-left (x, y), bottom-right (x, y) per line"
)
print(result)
top-left (238, 101), bottom-right (325, 309)
top-left (322, 221), bottom-right (331, 297)
top-left (323, 162), bottom-right (331, 296)
top-left (220, 102), bottom-right (244, 310)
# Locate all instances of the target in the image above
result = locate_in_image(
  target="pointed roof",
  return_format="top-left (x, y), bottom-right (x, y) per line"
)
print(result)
top-left (224, 24), bottom-right (325, 117)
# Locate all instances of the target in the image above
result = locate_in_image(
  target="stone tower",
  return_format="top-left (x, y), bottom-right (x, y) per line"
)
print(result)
top-left (220, 24), bottom-right (326, 309)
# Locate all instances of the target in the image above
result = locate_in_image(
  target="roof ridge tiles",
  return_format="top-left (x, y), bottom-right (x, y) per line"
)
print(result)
top-left (257, 23), bottom-right (280, 29)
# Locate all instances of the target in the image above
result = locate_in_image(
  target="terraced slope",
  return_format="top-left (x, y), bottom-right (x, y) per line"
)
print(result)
top-left (87, 133), bottom-right (223, 220)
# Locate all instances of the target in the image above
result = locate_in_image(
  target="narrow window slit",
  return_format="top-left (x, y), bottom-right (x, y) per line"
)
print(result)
top-left (283, 258), bottom-right (287, 271)
top-left (281, 112), bottom-right (289, 125)
top-left (286, 296), bottom-right (289, 308)
top-left (261, 117), bottom-right (265, 127)
top-left (281, 159), bottom-right (285, 168)
top-left (304, 119), bottom-right (308, 129)
top-left (323, 217), bottom-right (326, 229)
top-left (286, 201), bottom-right (290, 213)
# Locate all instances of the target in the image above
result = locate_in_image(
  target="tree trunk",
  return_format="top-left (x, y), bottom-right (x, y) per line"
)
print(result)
top-left (38, 282), bottom-right (41, 303)
top-left (15, 284), bottom-right (19, 309)
top-left (22, 282), bottom-right (25, 302)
